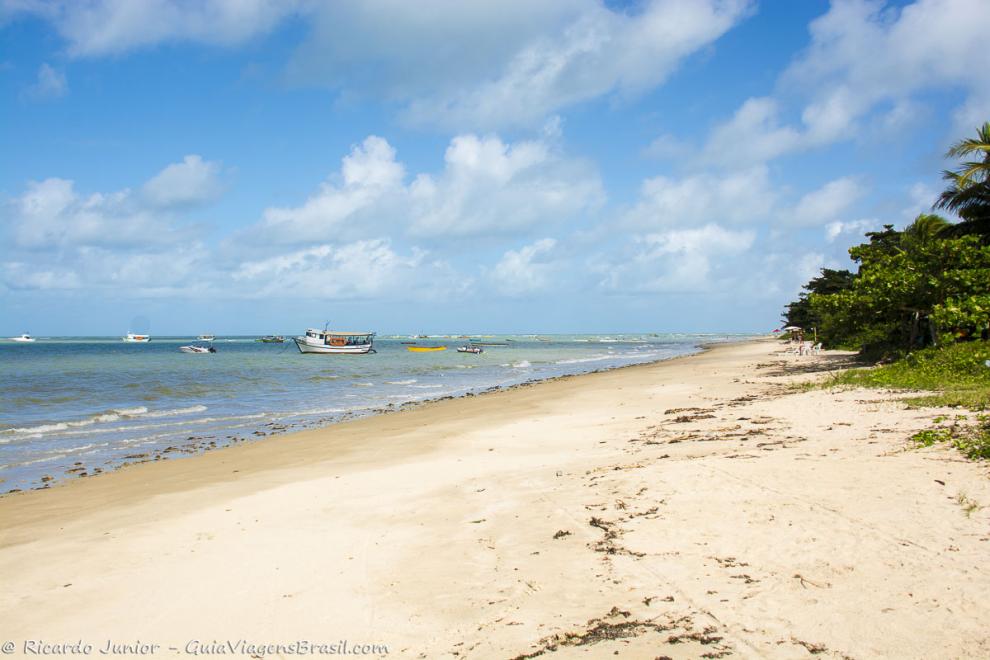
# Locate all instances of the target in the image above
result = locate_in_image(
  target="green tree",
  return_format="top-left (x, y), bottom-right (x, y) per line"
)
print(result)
top-left (810, 220), bottom-right (990, 354)
top-left (783, 268), bottom-right (855, 331)
top-left (936, 121), bottom-right (990, 240)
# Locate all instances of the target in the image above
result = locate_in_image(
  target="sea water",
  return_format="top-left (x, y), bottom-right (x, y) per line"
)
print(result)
top-left (0, 334), bottom-right (748, 491)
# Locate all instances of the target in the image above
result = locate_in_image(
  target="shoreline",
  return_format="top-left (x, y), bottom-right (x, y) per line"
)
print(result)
top-left (0, 337), bottom-right (733, 497)
top-left (2, 338), bottom-right (988, 658)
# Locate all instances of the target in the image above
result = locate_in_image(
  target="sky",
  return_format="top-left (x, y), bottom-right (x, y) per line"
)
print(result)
top-left (1, 0), bottom-right (988, 336)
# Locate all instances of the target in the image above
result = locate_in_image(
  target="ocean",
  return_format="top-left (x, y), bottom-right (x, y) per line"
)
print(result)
top-left (0, 333), bottom-right (748, 491)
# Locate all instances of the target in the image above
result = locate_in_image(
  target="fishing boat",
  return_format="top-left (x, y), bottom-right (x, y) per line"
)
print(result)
top-left (9, 333), bottom-right (35, 342)
top-left (123, 333), bottom-right (151, 343)
top-left (198, 333), bottom-right (216, 341)
top-left (179, 344), bottom-right (216, 354)
top-left (294, 327), bottom-right (375, 354)
top-left (407, 346), bottom-right (446, 352)
top-left (257, 335), bottom-right (285, 343)
top-left (457, 346), bottom-right (483, 354)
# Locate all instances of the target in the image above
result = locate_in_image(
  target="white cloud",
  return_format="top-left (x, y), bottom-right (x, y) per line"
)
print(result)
top-left (18, 0), bottom-right (304, 57)
top-left (701, 97), bottom-right (802, 167)
top-left (231, 239), bottom-right (463, 300)
top-left (598, 224), bottom-right (755, 293)
top-left (22, 62), bottom-right (67, 100)
top-left (791, 177), bottom-right (864, 226)
top-left (490, 238), bottom-right (559, 296)
top-left (291, 0), bottom-right (753, 129)
top-left (142, 155), bottom-right (224, 208)
top-left (5, 178), bottom-right (186, 249)
top-left (247, 133), bottom-right (602, 243)
top-left (249, 136), bottom-right (405, 245)
top-left (409, 134), bottom-right (602, 237)
top-left (623, 166), bottom-right (775, 228)
top-left (702, 0), bottom-right (990, 166)
top-left (824, 218), bottom-right (876, 242)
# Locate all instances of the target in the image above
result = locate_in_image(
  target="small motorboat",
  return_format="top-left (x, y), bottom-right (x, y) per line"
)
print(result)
top-left (123, 333), bottom-right (151, 343)
top-left (9, 333), bottom-right (35, 342)
top-left (179, 344), bottom-right (216, 354)
top-left (457, 346), bottom-right (483, 354)
top-left (406, 346), bottom-right (447, 352)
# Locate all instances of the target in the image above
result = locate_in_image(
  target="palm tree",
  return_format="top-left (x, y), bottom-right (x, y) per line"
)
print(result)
top-left (936, 121), bottom-right (990, 239)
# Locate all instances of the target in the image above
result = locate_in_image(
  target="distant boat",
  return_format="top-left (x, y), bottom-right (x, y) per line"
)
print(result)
top-left (294, 327), bottom-right (375, 354)
top-left (457, 346), bottom-right (483, 354)
top-left (257, 335), bottom-right (285, 343)
top-left (179, 344), bottom-right (216, 354)
top-left (9, 333), bottom-right (35, 343)
top-left (472, 342), bottom-right (508, 347)
top-left (198, 334), bottom-right (216, 341)
top-left (407, 346), bottom-right (446, 353)
top-left (123, 333), bottom-right (151, 343)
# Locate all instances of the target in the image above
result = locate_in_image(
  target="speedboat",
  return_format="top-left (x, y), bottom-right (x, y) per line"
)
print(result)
top-left (123, 333), bottom-right (151, 343)
top-left (180, 344), bottom-right (216, 354)
top-left (457, 346), bottom-right (483, 354)
top-left (294, 327), bottom-right (375, 354)
top-left (9, 333), bottom-right (35, 342)
top-left (198, 334), bottom-right (216, 341)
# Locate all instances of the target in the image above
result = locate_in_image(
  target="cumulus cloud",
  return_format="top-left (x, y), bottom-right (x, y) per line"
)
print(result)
top-left (702, 0), bottom-right (990, 166)
top-left (9, 1), bottom-right (752, 128)
top-left (142, 155), bottom-right (224, 208)
top-left (252, 136), bottom-right (405, 245)
top-left (22, 62), bottom-right (67, 100)
top-left (791, 177), bottom-right (864, 226)
top-left (11, 0), bottom-right (304, 56)
top-left (247, 133), bottom-right (602, 244)
top-left (598, 224), bottom-right (755, 293)
top-left (824, 218), bottom-right (877, 242)
top-left (231, 239), bottom-right (464, 300)
top-left (5, 178), bottom-right (187, 249)
top-left (489, 238), bottom-right (559, 296)
top-left (288, 0), bottom-right (753, 129)
top-left (0, 157), bottom-right (227, 295)
top-left (623, 167), bottom-right (775, 229)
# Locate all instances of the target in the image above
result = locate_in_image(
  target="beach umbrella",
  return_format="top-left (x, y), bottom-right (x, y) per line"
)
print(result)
top-left (783, 326), bottom-right (802, 331)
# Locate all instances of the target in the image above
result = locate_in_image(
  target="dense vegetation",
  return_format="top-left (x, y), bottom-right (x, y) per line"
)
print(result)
top-left (784, 122), bottom-right (990, 357)
top-left (784, 123), bottom-right (990, 458)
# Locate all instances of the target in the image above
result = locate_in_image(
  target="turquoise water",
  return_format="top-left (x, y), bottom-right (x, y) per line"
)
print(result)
top-left (0, 333), bottom-right (748, 491)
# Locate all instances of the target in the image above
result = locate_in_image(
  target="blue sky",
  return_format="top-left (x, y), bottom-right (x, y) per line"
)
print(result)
top-left (1, 0), bottom-right (987, 335)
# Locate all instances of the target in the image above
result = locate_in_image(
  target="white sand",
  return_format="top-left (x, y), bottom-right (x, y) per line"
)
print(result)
top-left (1, 339), bottom-right (988, 659)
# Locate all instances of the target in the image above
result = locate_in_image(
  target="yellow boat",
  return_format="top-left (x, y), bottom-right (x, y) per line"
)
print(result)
top-left (406, 346), bottom-right (447, 352)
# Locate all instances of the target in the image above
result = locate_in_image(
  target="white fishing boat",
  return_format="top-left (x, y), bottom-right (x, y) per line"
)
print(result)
top-left (9, 333), bottom-right (35, 342)
top-left (197, 334), bottom-right (215, 341)
top-left (122, 333), bottom-right (151, 343)
top-left (294, 327), bottom-right (375, 354)
top-left (457, 345), bottom-right (483, 354)
top-left (179, 344), bottom-right (216, 354)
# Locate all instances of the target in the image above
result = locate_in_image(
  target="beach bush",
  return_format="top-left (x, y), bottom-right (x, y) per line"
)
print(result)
top-left (911, 415), bottom-right (990, 461)
top-left (827, 341), bottom-right (990, 409)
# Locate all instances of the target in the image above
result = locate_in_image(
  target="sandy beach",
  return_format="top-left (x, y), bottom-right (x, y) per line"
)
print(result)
top-left (1, 338), bottom-right (988, 659)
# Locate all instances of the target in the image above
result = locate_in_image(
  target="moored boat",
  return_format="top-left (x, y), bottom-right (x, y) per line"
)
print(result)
top-left (123, 333), bottom-right (151, 343)
top-left (407, 346), bottom-right (447, 352)
top-left (294, 327), bottom-right (375, 354)
top-left (9, 333), bottom-right (35, 343)
top-left (456, 346), bottom-right (483, 354)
